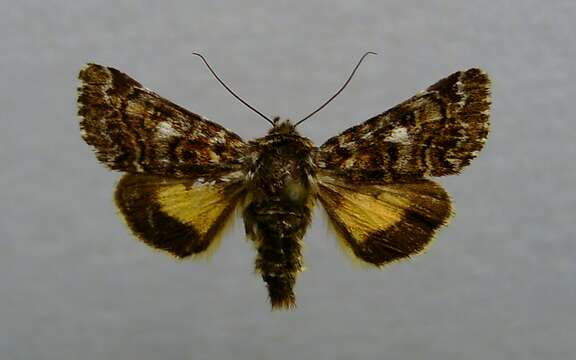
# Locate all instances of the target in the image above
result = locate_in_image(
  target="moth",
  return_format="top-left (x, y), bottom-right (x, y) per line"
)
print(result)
top-left (77, 53), bottom-right (490, 309)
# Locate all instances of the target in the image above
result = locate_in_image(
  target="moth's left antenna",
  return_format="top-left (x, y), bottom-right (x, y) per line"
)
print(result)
top-left (192, 52), bottom-right (275, 126)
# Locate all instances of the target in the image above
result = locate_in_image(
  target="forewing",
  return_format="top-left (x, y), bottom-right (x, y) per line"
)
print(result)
top-left (115, 173), bottom-right (244, 258)
top-left (318, 68), bottom-right (490, 181)
top-left (78, 63), bottom-right (246, 176)
top-left (318, 175), bottom-right (452, 266)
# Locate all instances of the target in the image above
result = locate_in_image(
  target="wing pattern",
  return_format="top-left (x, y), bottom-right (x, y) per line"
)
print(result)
top-left (318, 68), bottom-right (490, 182)
top-left (318, 175), bottom-right (452, 266)
top-left (115, 173), bottom-right (244, 258)
top-left (78, 64), bottom-right (246, 176)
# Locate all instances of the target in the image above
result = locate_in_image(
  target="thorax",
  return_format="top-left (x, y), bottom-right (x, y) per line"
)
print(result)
top-left (245, 131), bottom-right (317, 206)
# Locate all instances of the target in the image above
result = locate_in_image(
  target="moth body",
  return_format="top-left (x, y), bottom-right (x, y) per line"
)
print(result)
top-left (242, 119), bottom-right (317, 308)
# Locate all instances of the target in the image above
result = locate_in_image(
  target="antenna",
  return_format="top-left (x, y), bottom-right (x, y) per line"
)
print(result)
top-left (294, 51), bottom-right (377, 127)
top-left (192, 52), bottom-right (275, 126)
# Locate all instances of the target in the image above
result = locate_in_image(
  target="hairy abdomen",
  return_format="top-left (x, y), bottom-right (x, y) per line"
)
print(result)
top-left (243, 202), bottom-right (311, 308)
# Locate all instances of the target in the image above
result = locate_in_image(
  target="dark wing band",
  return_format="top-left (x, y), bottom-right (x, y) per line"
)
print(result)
top-left (115, 173), bottom-right (244, 258)
top-left (318, 175), bottom-right (452, 267)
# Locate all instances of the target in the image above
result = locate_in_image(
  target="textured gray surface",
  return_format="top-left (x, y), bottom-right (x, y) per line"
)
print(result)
top-left (1, 1), bottom-right (575, 359)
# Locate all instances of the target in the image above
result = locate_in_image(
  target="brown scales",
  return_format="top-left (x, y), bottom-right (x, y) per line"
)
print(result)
top-left (78, 64), bottom-right (491, 309)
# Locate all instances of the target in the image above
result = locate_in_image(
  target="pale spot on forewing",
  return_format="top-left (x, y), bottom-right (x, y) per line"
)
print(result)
top-left (455, 76), bottom-right (468, 108)
top-left (156, 122), bottom-right (181, 138)
top-left (99, 67), bottom-right (114, 104)
top-left (384, 127), bottom-right (410, 144)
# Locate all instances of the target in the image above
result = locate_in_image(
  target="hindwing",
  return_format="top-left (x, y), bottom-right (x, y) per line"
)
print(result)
top-left (318, 174), bottom-right (452, 266)
top-left (115, 173), bottom-right (244, 258)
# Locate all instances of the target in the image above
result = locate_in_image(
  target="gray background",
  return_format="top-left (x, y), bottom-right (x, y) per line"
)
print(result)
top-left (2, 1), bottom-right (575, 359)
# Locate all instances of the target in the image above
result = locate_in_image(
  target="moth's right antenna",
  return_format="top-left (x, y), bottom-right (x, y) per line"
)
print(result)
top-left (192, 52), bottom-right (275, 126)
top-left (295, 51), bottom-right (377, 127)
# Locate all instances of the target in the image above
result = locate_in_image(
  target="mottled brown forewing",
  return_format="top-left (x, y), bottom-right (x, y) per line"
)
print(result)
top-left (77, 63), bottom-right (246, 177)
top-left (317, 68), bottom-right (490, 182)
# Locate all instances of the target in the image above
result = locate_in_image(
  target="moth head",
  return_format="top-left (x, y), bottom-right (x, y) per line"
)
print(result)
top-left (269, 117), bottom-right (298, 135)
